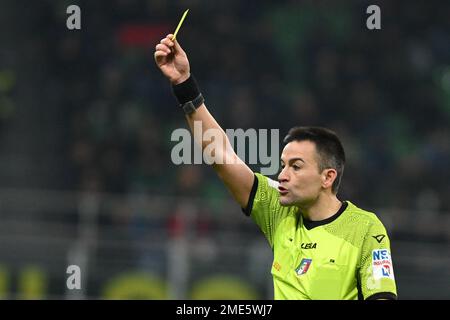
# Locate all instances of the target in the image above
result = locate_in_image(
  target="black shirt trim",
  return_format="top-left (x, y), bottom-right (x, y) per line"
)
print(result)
top-left (302, 201), bottom-right (348, 230)
top-left (366, 292), bottom-right (398, 300)
top-left (241, 174), bottom-right (258, 217)
top-left (356, 271), bottom-right (363, 300)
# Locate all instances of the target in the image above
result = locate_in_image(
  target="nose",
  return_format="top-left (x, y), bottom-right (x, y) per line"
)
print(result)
top-left (278, 167), bottom-right (289, 183)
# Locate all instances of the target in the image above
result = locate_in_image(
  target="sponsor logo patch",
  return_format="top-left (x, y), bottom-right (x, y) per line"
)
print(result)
top-left (301, 242), bottom-right (317, 249)
top-left (372, 249), bottom-right (395, 280)
top-left (372, 234), bottom-right (385, 243)
top-left (295, 258), bottom-right (312, 276)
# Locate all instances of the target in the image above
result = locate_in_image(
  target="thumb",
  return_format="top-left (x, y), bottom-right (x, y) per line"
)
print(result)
top-left (172, 38), bottom-right (185, 55)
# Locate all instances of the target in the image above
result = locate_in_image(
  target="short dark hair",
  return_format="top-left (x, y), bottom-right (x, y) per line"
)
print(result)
top-left (283, 126), bottom-right (346, 193)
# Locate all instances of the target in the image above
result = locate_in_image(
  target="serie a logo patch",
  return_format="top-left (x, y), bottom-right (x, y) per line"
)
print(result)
top-left (295, 258), bottom-right (312, 276)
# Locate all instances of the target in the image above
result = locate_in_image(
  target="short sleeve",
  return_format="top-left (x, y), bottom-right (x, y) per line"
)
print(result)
top-left (242, 173), bottom-right (288, 248)
top-left (359, 220), bottom-right (398, 300)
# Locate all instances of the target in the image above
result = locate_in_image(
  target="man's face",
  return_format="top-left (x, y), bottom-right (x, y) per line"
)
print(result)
top-left (278, 140), bottom-right (324, 207)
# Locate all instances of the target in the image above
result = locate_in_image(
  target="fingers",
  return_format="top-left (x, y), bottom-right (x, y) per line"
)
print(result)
top-left (154, 34), bottom-right (185, 62)
top-left (162, 34), bottom-right (185, 54)
top-left (155, 43), bottom-right (170, 54)
top-left (154, 50), bottom-right (167, 61)
top-left (161, 35), bottom-right (175, 48)
top-left (154, 35), bottom-right (175, 57)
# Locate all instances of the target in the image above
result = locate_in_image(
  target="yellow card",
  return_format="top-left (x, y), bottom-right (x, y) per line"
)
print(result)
top-left (172, 9), bottom-right (189, 41)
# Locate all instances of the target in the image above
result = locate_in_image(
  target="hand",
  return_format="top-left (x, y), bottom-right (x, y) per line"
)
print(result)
top-left (154, 34), bottom-right (190, 85)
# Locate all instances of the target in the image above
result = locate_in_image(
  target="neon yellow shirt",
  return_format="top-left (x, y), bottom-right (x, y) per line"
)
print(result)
top-left (244, 173), bottom-right (397, 300)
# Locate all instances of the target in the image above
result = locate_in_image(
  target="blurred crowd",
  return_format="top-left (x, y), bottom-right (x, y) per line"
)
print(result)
top-left (7, 1), bottom-right (450, 213)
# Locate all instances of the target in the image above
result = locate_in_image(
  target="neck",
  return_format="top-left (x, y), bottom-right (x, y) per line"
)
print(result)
top-left (299, 193), bottom-right (342, 221)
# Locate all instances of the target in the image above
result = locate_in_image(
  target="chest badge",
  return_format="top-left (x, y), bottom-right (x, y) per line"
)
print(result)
top-left (295, 258), bottom-right (312, 276)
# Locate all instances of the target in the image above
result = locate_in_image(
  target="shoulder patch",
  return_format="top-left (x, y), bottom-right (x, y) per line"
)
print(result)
top-left (372, 249), bottom-right (395, 280)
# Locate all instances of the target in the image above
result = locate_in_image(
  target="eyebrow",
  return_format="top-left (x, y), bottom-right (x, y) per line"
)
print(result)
top-left (280, 157), bottom-right (305, 164)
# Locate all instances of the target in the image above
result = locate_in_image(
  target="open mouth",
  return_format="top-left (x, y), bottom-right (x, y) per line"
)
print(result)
top-left (278, 186), bottom-right (288, 195)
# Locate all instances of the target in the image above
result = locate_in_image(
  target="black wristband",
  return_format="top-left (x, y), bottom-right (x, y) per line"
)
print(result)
top-left (172, 74), bottom-right (201, 105)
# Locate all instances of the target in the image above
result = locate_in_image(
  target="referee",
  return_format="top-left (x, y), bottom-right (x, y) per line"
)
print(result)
top-left (154, 34), bottom-right (397, 300)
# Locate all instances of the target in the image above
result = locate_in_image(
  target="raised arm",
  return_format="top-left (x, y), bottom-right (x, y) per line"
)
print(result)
top-left (154, 34), bottom-right (254, 208)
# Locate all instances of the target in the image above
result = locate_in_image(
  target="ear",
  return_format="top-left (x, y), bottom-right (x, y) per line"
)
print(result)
top-left (322, 169), bottom-right (337, 190)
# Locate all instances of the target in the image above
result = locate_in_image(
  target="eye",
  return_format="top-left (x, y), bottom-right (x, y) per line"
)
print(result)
top-left (293, 165), bottom-right (301, 171)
